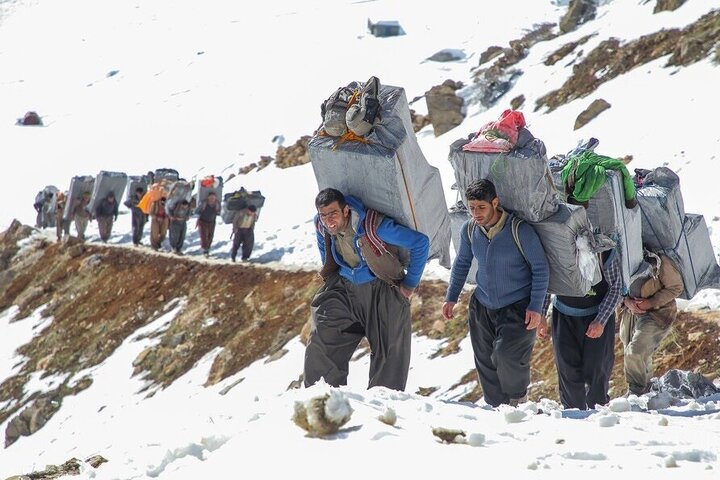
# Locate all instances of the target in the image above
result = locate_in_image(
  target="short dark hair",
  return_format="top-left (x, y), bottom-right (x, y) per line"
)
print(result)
top-left (180, 200), bottom-right (189, 206)
top-left (136, 187), bottom-right (145, 194)
top-left (248, 205), bottom-right (257, 212)
top-left (315, 188), bottom-right (346, 209)
top-left (567, 195), bottom-right (589, 209)
top-left (466, 179), bottom-right (497, 203)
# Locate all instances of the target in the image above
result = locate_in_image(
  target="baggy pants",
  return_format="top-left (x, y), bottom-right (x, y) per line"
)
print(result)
top-left (97, 216), bottom-right (114, 241)
top-left (150, 217), bottom-right (169, 249)
top-left (56, 216), bottom-right (70, 241)
top-left (74, 216), bottom-right (89, 241)
top-left (619, 310), bottom-right (671, 395)
top-left (131, 209), bottom-right (147, 246)
top-left (231, 228), bottom-right (254, 260)
top-left (304, 273), bottom-right (411, 391)
top-left (552, 308), bottom-right (615, 410)
top-left (198, 220), bottom-right (216, 252)
top-left (469, 296), bottom-right (536, 407)
top-left (169, 221), bottom-right (187, 252)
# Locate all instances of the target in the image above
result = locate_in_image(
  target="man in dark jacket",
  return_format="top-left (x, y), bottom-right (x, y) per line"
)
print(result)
top-left (442, 179), bottom-right (549, 407)
top-left (304, 188), bottom-right (430, 392)
top-left (548, 194), bottom-right (624, 410)
top-left (124, 187), bottom-right (147, 246)
top-left (95, 193), bottom-right (119, 242)
top-left (195, 192), bottom-right (221, 256)
top-left (168, 200), bottom-right (191, 254)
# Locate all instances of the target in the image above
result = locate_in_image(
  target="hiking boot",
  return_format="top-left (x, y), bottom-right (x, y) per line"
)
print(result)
top-left (509, 394), bottom-right (528, 407)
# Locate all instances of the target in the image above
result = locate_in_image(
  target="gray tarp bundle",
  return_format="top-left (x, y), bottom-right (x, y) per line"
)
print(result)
top-left (88, 171), bottom-right (127, 217)
top-left (448, 201), bottom-right (478, 284)
top-left (663, 214), bottom-right (720, 299)
top-left (636, 167), bottom-right (720, 299)
top-left (36, 185), bottom-right (59, 228)
top-left (166, 180), bottom-right (193, 213)
top-left (197, 176), bottom-right (223, 206)
top-left (448, 137), bottom-right (561, 223)
top-left (64, 176), bottom-right (95, 221)
top-left (530, 203), bottom-right (603, 296)
top-left (153, 168), bottom-right (179, 183)
top-left (636, 167), bottom-right (685, 252)
top-left (125, 175), bottom-right (151, 204)
top-left (309, 84), bottom-right (451, 268)
top-left (221, 189), bottom-right (265, 224)
top-left (585, 170), bottom-right (646, 292)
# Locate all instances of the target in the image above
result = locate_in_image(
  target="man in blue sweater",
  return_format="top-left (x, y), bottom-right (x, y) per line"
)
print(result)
top-left (304, 188), bottom-right (430, 391)
top-left (442, 179), bottom-right (549, 407)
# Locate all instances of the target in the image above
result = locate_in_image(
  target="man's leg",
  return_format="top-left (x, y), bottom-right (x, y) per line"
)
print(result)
top-left (363, 280), bottom-right (411, 391)
top-left (241, 229), bottom-right (255, 260)
top-left (468, 296), bottom-right (506, 407)
top-left (583, 314), bottom-right (616, 409)
top-left (304, 274), bottom-right (363, 387)
top-left (551, 309), bottom-right (592, 409)
top-left (491, 299), bottom-right (536, 403)
top-left (623, 314), bottom-right (670, 394)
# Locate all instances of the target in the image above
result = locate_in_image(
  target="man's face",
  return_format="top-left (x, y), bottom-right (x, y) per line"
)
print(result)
top-left (318, 201), bottom-right (349, 235)
top-left (468, 198), bottom-right (498, 227)
top-left (207, 194), bottom-right (217, 204)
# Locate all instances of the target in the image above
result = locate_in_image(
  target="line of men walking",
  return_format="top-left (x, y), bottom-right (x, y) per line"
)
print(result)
top-left (304, 181), bottom-right (683, 410)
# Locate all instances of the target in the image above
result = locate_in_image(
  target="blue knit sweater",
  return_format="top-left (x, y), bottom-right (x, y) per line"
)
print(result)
top-left (445, 213), bottom-right (549, 313)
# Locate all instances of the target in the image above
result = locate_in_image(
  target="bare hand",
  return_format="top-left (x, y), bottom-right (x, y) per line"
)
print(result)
top-left (585, 320), bottom-right (605, 338)
top-left (525, 310), bottom-right (542, 330)
top-left (399, 285), bottom-right (414, 299)
top-left (634, 299), bottom-right (650, 313)
top-left (442, 301), bottom-right (456, 320)
top-left (537, 318), bottom-right (548, 340)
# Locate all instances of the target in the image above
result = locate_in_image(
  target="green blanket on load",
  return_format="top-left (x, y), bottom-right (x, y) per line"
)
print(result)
top-left (561, 150), bottom-right (636, 203)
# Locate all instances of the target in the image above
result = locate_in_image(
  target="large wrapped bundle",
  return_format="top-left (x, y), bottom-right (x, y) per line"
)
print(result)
top-left (221, 188), bottom-right (265, 224)
top-left (448, 136), bottom-right (560, 222)
top-left (88, 171), bottom-right (128, 217)
top-left (636, 167), bottom-right (685, 251)
top-left (448, 201), bottom-right (477, 284)
top-left (585, 170), bottom-right (645, 292)
top-left (63, 176), bottom-right (95, 220)
top-left (663, 214), bottom-right (720, 300)
top-left (530, 203), bottom-right (603, 296)
top-left (137, 181), bottom-right (172, 215)
top-left (309, 84), bottom-right (451, 267)
top-left (125, 175), bottom-right (151, 205)
top-left (197, 175), bottom-right (224, 205)
top-left (153, 168), bottom-right (179, 183)
top-left (166, 180), bottom-right (193, 213)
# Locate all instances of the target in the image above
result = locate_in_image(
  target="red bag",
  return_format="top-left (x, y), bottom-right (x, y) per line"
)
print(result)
top-left (463, 109), bottom-right (526, 153)
top-left (200, 176), bottom-right (215, 188)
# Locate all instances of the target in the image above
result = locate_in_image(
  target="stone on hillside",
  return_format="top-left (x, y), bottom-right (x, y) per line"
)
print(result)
top-left (432, 426), bottom-right (466, 444)
top-left (510, 94), bottom-right (525, 110)
top-left (559, 0), bottom-right (598, 34)
top-left (654, 0), bottom-right (687, 14)
top-left (427, 49), bottom-right (465, 62)
top-left (425, 80), bottom-right (465, 137)
top-left (5, 397), bottom-right (60, 447)
top-left (293, 390), bottom-right (353, 436)
top-left (275, 136), bottom-right (310, 169)
top-left (86, 454), bottom-right (109, 468)
top-left (410, 109), bottom-right (431, 133)
top-left (574, 98), bottom-right (611, 130)
top-left (478, 46), bottom-right (504, 66)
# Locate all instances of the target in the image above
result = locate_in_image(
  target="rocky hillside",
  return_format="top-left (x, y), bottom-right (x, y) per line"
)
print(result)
top-left (1, 220), bottom-right (719, 448)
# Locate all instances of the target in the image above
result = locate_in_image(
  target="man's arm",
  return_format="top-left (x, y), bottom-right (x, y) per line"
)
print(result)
top-left (594, 253), bottom-right (623, 328)
top-left (518, 222), bottom-right (550, 314)
top-left (445, 221), bottom-right (474, 303)
top-left (642, 258), bottom-right (684, 309)
top-left (376, 217), bottom-right (429, 290)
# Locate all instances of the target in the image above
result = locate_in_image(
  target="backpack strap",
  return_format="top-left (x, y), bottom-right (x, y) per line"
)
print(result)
top-left (363, 209), bottom-right (389, 257)
top-left (466, 216), bottom-right (529, 266)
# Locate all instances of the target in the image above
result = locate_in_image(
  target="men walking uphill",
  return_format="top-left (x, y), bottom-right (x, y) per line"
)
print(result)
top-left (72, 192), bottom-right (92, 241)
top-left (619, 250), bottom-right (683, 396)
top-left (149, 197), bottom-right (169, 251)
top-left (230, 205), bottom-right (258, 262)
top-left (549, 195), bottom-right (623, 410)
top-left (304, 188), bottom-right (430, 392)
top-left (442, 179), bottom-right (549, 407)
top-left (195, 192), bottom-right (221, 257)
top-left (168, 200), bottom-right (191, 254)
top-left (125, 187), bottom-right (147, 247)
top-left (95, 193), bottom-right (119, 242)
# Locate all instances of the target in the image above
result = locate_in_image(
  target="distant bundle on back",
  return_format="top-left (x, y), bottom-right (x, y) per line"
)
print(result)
top-left (88, 171), bottom-right (128, 217)
top-left (221, 188), bottom-right (265, 224)
top-left (64, 175), bottom-right (95, 220)
top-left (153, 168), bottom-right (179, 183)
top-left (636, 167), bottom-right (720, 299)
top-left (166, 180), bottom-right (193, 213)
top-left (125, 175), bottom-right (151, 205)
top-left (448, 111), bottom-right (560, 223)
top-left (197, 175), bottom-right (223, 206)
top-left (138, 181), bottom-right (171, 215)
top-left (448, 201), bottom-right (477, 284)
top-left (309, 81), bottom-right (451, 267)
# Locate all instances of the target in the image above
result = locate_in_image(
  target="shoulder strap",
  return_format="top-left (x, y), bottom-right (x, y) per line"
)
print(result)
top-left (363, 209), bottom-right (389, 257)
top-left (511, 216), bottom-right (529, 266)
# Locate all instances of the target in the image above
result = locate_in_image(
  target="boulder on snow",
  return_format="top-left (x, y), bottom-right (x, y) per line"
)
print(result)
top-left (559, 0), bottom-right (598, 34)
top-left (574, 98), bottom-right (611, 130)
top-left (293, 390), bottom-right (353, 437)
top-left (651, 369), bottom-right (720, 400)
top-left (425, 80), bottom-right (465, 137)
top-left (655, 0), bottom-right (687, 14)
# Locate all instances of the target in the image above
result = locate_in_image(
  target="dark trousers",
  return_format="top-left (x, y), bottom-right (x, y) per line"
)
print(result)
top-left (469, 296), bottom-right (536, 407)
top-left (169, 221), bottom-right (187, 252)
top-left (131, 209), bottom-right (147, 245)
top-left (231, 228), bottom-right (255, 260)
top-left (551, 308), bottom-right (615, 410)
top-left (198, 220), bottom-right (216, 252)
top-left (304, 273), bottom-right (411, 391)
top-left (97, 216), bottom-right (114, 241)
